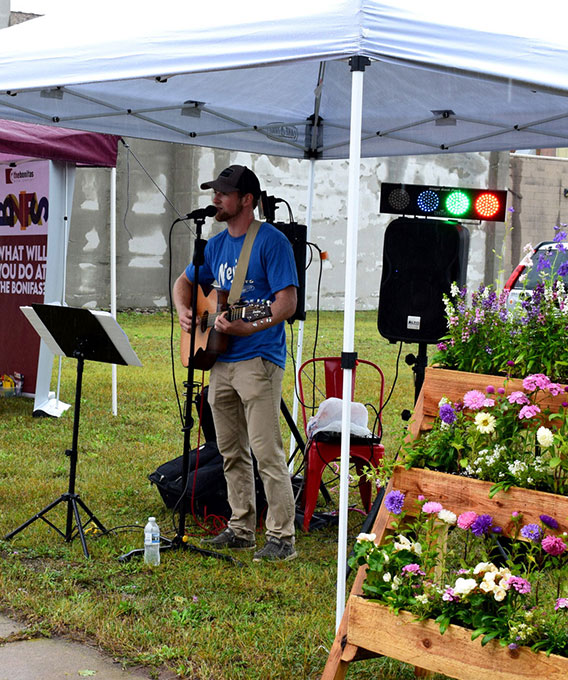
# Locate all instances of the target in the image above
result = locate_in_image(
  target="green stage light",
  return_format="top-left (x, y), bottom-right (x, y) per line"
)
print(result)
top-left (445, 190), bottom-right (470, 216)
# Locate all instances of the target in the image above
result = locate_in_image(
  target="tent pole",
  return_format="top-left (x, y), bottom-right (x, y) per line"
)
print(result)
top-left (288, 158), bottom-right (316, 466)
top-left (110, 166), bottom-right (118, 416)
top-left (336, 63), bottom-right (365, 631)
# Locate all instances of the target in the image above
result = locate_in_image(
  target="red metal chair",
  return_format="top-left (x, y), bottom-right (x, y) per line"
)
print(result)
top-left (297, 356), bottom-right (385, 531)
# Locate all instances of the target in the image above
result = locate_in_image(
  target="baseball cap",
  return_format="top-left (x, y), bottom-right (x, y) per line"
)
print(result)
top-left (200, 165), bottom-right (261, 200)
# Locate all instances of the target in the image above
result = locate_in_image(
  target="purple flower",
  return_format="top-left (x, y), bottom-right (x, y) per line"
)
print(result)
top-left (485, 385), bottom-right (495, 394)
top-left (402, 563), bottom-right (425, 576)
top-left (542, 535), bottom-right (566, 556)
top-left (508, 643), bottom-right (519, 650)
top-left (523, 374), bottom-right (551, 392)
top-left (442, 587), bottom-right (460, 602)
top-left (520, 523), bottom-right (542, 542)
top-left (470, 514), bottom-right (493, 536)
top-left (506, 576), bottom-right (532, 594)
top-left (439, 403), bottom-right (457, 425)
top-left (507, 391), bottom-right (529, 405)
top-left (518, 404), bottom-right (541, 420)
top-left (384, 490), bottom-right (405, 515)
top-left (540, 514), bottom-right (559, 530)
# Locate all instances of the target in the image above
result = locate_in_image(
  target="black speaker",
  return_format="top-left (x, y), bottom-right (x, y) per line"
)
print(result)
top-left (273, 221), bottom-right (307, 323)
top-left (377, 217), bottom-right (469, 343)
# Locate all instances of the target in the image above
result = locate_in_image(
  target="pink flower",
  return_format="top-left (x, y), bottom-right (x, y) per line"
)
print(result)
top-left (518, 404), bottom-right (541, 420)
top-left (542, 535), bottom-right (567, 556)
top-left (523, 373), bottom-right (551, 392)
top-left (422, 501), bottom-right (443, 514)
top-left (402, 563), bottom-right (425, 576)
top-left (555, 598), bottom-right (568, 611)
top-left (508, 391), bottom-right (530, 405)
top-left (506, 576), bottom-right (532, 594)
top-left (548, 383), bottom-right (565, 396)
top-left (497, 387), bottom-right (505, 394)
top-left (463, 390), bottom-right (486, 410)
top-left (457, 511), bottom-right (478, 530)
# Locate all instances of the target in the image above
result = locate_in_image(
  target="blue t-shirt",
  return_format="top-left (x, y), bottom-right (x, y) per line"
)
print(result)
top-left (185, 222), bottom-right (298, 369)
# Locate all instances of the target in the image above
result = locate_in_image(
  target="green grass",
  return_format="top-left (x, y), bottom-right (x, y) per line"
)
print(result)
top-left (0, 310), bottom-right (440, 679)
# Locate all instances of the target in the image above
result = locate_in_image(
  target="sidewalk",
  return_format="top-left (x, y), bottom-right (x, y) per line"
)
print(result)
top-left (0, 614), bottom-right (167, 680)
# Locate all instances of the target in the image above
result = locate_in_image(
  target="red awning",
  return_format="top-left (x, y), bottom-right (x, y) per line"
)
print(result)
top-left (0, 119), bottom-right (119, 167)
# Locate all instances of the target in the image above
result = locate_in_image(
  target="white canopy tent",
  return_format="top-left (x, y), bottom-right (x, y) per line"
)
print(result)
top-left (1, 0), bottom-right (568, 625)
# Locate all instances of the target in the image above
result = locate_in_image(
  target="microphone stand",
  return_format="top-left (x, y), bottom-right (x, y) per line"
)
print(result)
top-left (119, 213), bottom-right (240, 565)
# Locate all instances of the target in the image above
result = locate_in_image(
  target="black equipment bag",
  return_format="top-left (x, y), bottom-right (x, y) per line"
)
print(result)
top-left (148, 441), bottom-right (268, 521)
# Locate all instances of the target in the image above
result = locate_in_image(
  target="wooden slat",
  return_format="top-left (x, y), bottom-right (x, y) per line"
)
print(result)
top-left (388, 467), bottom-right (568, 537)
top-left (347, 597), bottom-right (568, 680)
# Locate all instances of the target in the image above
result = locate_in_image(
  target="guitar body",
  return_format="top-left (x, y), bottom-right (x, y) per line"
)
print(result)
top-left (179, 286), bottom-right (272, 370)
top-left (180, 286), bottom-right (229, 370)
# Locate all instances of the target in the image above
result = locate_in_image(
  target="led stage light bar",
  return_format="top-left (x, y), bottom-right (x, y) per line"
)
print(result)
top-left (380, 182), bottom-right (507, 222)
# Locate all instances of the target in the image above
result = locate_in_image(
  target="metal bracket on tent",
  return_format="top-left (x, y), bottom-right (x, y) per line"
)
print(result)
top-left (341, 352), bottom-right (358, 369)
top-left (349, 56), bottom-right (370, 72)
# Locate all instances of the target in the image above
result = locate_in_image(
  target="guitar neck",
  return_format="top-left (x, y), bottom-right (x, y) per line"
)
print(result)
top-left (206, 305), bottom-right (250, 328)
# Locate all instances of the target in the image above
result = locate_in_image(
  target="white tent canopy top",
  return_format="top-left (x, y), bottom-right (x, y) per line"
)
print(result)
top-left (0, 0), bottom-right (566, 158)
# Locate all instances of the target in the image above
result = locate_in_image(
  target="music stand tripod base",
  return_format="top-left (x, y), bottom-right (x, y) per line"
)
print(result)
top-left (4, 304), bottom-right (141, 559)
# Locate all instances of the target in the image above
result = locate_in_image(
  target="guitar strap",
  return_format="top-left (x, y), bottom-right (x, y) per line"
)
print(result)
top-left (227, 219), bottom-right (262, 306)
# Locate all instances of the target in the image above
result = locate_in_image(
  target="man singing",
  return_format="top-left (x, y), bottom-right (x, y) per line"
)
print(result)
top-left (173, 165), bottom-right (298, 561)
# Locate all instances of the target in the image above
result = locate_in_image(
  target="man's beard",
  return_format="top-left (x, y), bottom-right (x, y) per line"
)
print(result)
top-left (215, 200), bottom-right (244, 222)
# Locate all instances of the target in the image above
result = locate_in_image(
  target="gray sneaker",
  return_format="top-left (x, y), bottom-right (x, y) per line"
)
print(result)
top-left (203, 527), bottom-right (256, 550)
top-left (253, 537), bottom-right (297, 562)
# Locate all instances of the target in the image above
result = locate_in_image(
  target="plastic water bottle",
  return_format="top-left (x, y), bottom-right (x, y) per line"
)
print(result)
top-left (144, 517), bottom-right (160, 566)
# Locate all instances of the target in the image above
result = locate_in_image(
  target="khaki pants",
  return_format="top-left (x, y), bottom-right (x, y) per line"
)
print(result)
top-left (208, 357), bottom-right (296, 543)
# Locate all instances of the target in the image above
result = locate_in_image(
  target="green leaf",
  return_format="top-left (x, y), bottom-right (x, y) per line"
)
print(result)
top-left (481, 631), bottom-right (500, 646)
top-left (470, 628), bottom-right (487, 641)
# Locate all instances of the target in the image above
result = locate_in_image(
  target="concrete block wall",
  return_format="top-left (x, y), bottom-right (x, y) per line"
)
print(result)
top-left (64, 139), bottom-right (508, 312)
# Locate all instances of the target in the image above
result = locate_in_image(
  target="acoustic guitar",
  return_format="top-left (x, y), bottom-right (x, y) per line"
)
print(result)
top-left (180, 285), bottom-right (272, 370)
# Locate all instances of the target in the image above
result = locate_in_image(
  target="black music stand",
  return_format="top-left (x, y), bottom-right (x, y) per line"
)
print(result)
top-left (3, 304), bottom-right (141, 559)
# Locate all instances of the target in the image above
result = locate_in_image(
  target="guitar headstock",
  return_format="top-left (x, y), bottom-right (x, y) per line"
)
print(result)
top-left (245, 300), bottom-right (272, 322)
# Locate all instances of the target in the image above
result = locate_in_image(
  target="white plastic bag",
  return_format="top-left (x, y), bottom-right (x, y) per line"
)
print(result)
top-left (307, 397), bottom-right (371, 439)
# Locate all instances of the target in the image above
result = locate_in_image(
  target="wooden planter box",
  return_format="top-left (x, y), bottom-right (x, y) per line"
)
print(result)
top-left (409, 366), bottom-right (567, 439)
top-left (321, 467), bottom-right (568, 680)
top-left (347, 596), bottom-right (568, 680)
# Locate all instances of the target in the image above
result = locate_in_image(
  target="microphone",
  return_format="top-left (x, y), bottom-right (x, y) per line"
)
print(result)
top-left (182, 205), bottom-right (217, 221)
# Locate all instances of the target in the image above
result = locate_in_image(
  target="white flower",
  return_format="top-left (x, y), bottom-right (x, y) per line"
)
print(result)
top-left (383, 572), bottom-right (392, 582)
top-left (415, 594), bottom-right (428, 604)
top-left (356, 532), bottom-right (377, 543)
top-left (412, 542), bottom-right (423, 555)
top-left (474, 411), bottom-right (496, 434)
top-left (438, 396), bottom-right (450, 407)
top-left (536, 426), bottom-right (554, 448)
top-left (493, 587), bottom-right (507, 602)
top-left (450, 282), bottom-right (460, 297)
top-left (394, 535), bottom-right (412, 551)
top-left (473, 562), bottom-right (497, 575)
top-left (438, 509), bottom-right (457, 525)
top-left (453, 578), bottom-right (477, 596)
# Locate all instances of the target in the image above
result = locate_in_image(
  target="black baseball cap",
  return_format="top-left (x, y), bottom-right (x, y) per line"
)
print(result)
top-left (200, 164), bottom-right (261, 200)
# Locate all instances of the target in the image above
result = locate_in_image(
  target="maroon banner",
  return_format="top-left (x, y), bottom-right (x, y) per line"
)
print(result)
top-left (0, 160), bottom-right (49, 394)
